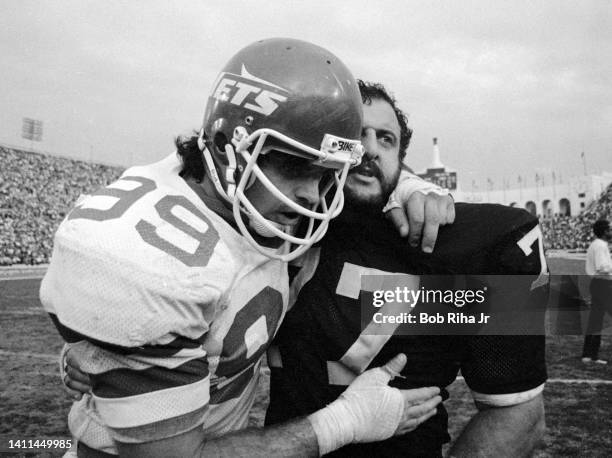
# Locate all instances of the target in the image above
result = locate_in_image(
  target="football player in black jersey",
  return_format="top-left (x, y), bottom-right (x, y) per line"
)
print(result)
top-left (265, 80), bottom-right (547, 457)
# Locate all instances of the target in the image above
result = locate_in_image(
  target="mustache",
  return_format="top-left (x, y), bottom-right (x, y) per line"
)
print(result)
top-left (349, 158), bottom-right (382, 180)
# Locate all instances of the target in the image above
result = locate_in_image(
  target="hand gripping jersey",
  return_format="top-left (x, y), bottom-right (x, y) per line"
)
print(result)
top-left (40, 154), bottom-right (289, 454)
top-left (267, 203), bottom-right (548, 457)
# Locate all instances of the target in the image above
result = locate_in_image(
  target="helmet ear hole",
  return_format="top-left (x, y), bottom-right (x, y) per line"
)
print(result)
top-left (213, 132), bottom-right (228, 156)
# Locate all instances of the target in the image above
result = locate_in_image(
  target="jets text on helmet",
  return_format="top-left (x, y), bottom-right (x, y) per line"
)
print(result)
top-left (211, 66), bottom-right (289, 116)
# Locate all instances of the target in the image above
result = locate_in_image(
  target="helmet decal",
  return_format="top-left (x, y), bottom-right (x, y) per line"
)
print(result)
top-left (211, 65), bottom-right (289, 116)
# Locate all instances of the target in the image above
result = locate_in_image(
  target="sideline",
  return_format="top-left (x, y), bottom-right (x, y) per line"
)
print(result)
top-left (0, 250), bottom-right (587, 279)
top-left (0, 349), bottom-right (56, 362)
top-left (0, 264), bottom-right (48, 280)
top-left (0, 307), bottom-right (46, 316)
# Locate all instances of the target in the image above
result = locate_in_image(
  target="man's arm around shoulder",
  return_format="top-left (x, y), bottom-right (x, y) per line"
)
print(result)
top-left (114, 354), bottom-right (441, 457)
top-left (118, 417), bottom-right (318, 458)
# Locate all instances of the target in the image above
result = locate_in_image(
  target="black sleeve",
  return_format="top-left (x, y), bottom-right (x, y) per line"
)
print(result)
top-left (462, 335), bottom-right (546, 404)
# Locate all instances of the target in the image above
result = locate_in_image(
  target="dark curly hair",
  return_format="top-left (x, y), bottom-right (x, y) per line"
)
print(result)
top-left (357, 79), bottom-right (412, 162)
top-left (175, 132), bottom-right (205, 182)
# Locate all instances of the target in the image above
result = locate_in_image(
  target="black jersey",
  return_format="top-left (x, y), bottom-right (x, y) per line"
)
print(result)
top-left (266, 203), bottom-right (548, 457)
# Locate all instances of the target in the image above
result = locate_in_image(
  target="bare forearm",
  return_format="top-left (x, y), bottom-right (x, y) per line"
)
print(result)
top-left (117, 417), bottom-right (320, 458)
top-left (449, 395), bottom-right (545, 458)
top-left (201, 418), bottom-right (319, 457)
top-left (115, 355), bottom-right (433, 457)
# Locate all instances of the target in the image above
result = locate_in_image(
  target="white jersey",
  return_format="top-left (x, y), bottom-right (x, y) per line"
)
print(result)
top-left (40, 153), bottom-right (289, 453)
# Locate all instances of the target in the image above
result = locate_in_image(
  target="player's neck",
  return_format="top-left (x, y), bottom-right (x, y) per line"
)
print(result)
top-left (187, 177), bottom-right (234, 220)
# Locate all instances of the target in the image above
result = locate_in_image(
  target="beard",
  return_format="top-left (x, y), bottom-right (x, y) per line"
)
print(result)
top-left (343, 158), bottom-right (401, 217)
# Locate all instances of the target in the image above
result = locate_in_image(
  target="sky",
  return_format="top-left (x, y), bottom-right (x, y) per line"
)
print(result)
top-left (1, 0), bottom-right (610, 190)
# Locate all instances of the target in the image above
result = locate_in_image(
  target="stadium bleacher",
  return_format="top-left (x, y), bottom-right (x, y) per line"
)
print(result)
top-left (0, 145), bottom-right (611, 265)
top-left (0, 146), bottom-right (123, 265)
top-left (540, 183), bottom-right (612, 250)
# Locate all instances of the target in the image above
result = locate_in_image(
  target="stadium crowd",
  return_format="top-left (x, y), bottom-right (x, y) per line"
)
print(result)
top-left (540, 184), bottom-right (612, 250)
top-left (0, 146), bottom-right (610, 265)
top-left (0, 146), bottom-right (122, 265)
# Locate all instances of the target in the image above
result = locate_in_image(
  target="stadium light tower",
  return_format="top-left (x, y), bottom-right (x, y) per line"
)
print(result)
top-left (21, 117), bottom-right (43, 151)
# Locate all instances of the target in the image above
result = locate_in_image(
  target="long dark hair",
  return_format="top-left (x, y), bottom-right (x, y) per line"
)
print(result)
top-left (175, 132), bottom-right (205, 181)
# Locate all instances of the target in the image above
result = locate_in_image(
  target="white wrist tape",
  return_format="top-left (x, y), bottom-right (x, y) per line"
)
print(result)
top-left (383, 173), bottom-right (449, 214)
top-left (308, 367), bottom-right (404, 455)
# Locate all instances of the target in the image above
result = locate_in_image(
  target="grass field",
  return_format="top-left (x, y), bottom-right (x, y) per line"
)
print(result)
top-left (1, 257), bottom-right (612, 457)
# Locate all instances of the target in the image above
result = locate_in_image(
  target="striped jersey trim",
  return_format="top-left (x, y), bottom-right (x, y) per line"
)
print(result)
top-left (92, 357), bottom-right (209, 398)
top-left (94, 375), bottom-right (210, 429)
top-left (111, 404), bottom-right (209, 443)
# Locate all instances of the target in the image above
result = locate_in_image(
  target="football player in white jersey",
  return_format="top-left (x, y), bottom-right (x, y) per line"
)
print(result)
top-left (42, 38), bottom-right (446, 457)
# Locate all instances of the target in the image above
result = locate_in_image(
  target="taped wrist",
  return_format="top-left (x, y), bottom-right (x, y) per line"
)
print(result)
top-left (308, 367), bottom-right (404, 455)
top-left (384, 174), bottom-right (449, 213)
top-left (308, 398), bottom-right (355, 456)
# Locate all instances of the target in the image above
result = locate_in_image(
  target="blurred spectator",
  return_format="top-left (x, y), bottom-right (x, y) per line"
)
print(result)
top-left (581, 219), bottom-right (612, 364)
top-left (0, 146), bottom-right (123, 265)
